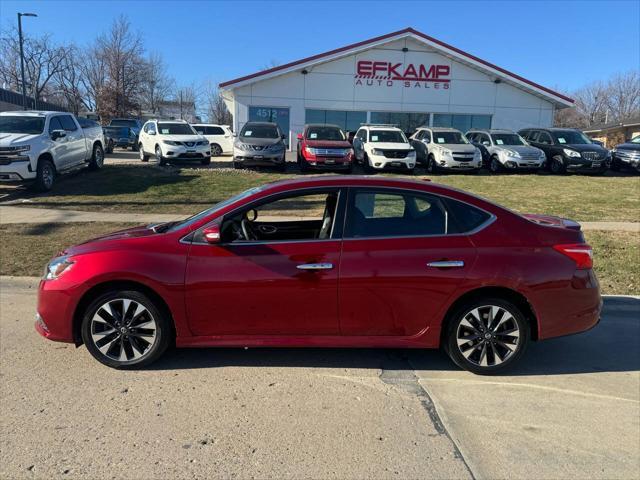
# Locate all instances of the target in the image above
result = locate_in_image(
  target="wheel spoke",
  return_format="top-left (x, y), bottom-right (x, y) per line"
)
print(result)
top-left (478, 343), bottom-right (488, 367)
top-left (97, 333), bottom-right (120, 354)
top-left (490, 343), bottom-right (504, 366)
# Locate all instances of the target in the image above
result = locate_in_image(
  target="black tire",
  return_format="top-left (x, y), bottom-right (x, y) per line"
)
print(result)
top-left (363, 153), bottom-right (375, 174)
top-left (233, 161), bottom-right (244, 169)
top-left (210, 143), bottom-right (222, 156)
top-left (34, 158), bottom-right (55, 192)
top-left (489, 156), bottom-right (502, 174)
top-left (345, 163), bottom-right (354, 174)
top-left (426, 154), bottom-right (439, 174)
top-left (610, 159), bottom-right (620, 172)
top-left (200, 156), bottom-right (211, 166)
top-left (81, 290), bottom-right (172, 369)
top-left (139, 145), bottom-right (149, 162)
top-left (106, 140), bottom-right (114, 154)
top-left (298, 153), bottom-right (309, 173)
top-left (550, 155), bottom-right (566, 174)
top-left (131, 144), bottom-right (138, 151)
top-left (445, 297), bottom-right (530, 375)
top-left (155, 146), bottom-right (166, 166)
top-left (88, 143), bottom-right (104, 171)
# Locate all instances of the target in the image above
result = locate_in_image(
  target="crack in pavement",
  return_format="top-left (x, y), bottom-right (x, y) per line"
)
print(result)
top-left (379, 352), bottom-right (476, 480)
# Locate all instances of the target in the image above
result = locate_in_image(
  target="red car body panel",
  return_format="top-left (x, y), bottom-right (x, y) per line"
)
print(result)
top-left (36, 176), bottom-right (602, 350)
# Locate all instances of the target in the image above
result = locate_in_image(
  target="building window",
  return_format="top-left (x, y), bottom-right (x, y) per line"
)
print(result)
top-left (433, 114), bottom-right (492, 131)
top-left (249, 106), bottom-right (290, 144)
top-left (370, 112), bottom-right (430, 135)
top-left (304, 110), bottom-right (366, 133)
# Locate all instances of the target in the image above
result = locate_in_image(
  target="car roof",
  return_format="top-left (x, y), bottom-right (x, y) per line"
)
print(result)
top-left (418, 127), bottom-right (460, 132)
top-left (191, 123), bottom-right (229, 127)
top-left (0, 110), bottom-right (58, 116)
top-left (468, 129), bottom-right (516, 134)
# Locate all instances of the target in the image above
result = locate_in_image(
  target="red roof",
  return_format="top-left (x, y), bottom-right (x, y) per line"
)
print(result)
top-left (219, 27), bottom-right (573, 104)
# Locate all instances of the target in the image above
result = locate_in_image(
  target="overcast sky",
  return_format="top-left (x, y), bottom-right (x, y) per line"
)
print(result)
top-left (1, 0), bottom-right (638, 93)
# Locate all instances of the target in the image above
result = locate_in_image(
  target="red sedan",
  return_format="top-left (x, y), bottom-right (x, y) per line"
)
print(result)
top-left (36, 176), bottom-right (601, 373)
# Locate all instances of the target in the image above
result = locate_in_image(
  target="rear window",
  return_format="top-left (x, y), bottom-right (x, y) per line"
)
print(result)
top-left (77, 117), bottom-right (99, 129)
top-left (443, 198), bottom-right (492, 234)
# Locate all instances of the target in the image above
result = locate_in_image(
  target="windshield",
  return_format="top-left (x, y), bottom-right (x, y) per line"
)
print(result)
top-left (630, 136), bottom-right (640, 144)
top-left (0, 116), bottom-right (45, 134)
top-left (369, 130), bottom-right (407, 143)
top-left (433, 132), bottom-right (468, 144)
top-left (306, 126), bottom-right (345, 141)
top-left (491, 133), bottom-right (526, 146)
top-left (157, 123), bottom-right (196, 135)
top-left (110, 119), bottom-right (138, 127)
top-left (167, 185), bottom-right (266, 233)
top-left (240, 124), bottom-right (279, 139)
top-left (552, 130), bottom-right (592, 145)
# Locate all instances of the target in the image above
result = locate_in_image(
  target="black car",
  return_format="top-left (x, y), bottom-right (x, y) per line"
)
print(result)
top-left (518, 127), bottom-right (610, 174)
top-left (611, 136), bottom-right (640, 173)
top-left (103, 126), bottom-right (137, 153)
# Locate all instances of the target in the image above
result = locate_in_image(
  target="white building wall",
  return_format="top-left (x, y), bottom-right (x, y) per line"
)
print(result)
top-left (227, 37), bottom-right (557, 150)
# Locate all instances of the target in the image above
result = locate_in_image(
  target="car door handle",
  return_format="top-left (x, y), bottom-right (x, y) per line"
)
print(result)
top-left (296, 263), bottom-right (334, 271)
top-left (427, 260), bottom-right (465, 268)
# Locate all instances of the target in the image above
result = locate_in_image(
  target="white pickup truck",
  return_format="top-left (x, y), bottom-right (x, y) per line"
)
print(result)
top-left (0, 111), bottom-right (105, 191)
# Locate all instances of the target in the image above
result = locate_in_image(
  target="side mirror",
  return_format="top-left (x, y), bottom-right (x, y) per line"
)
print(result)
top-left (482, 141), bottom-right (490, 146)
top-left (202, 224), bottom-right (221, 244)
top-left (149, 130), bottom-right (156, 136)
top-left (51, 129), bottom-right (66, 140)
top-left (296, 133), bottom-right (303, 141)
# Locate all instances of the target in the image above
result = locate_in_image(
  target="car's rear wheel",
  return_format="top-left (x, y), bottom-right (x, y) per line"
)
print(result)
top-left (88, 144), bottom-right (104, 171)
top-left (81, 290), bottom-right (171, 369)
top-left (445, 298), bottom-right (529, 375)
top-left (210, 143), bottom-right (222, 156)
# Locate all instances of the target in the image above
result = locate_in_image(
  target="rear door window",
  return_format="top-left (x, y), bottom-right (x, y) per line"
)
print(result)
top-left (59, 115), bottom-right (78, 131)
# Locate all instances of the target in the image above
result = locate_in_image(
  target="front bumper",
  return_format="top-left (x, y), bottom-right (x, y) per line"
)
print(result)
top-left (368, 153), bottom-right (416, 170)
top-left (612, 152), bottom-right (640, 171)
top-left (234, 151), bottom-right (285, 166)
top-left (0, 158), bottom-right (36, 182)
top-left (564, 156), bottom-right (610, 172)
top-left (162, 145), bottom-right (211, 160)
top-left (438, 158), bottom-right (482, 170)
top-left (35, 279), bottom-right (78, 343)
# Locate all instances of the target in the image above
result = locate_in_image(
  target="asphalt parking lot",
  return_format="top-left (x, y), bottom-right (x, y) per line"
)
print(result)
top-left (1, 276), bottom-right (638, 480)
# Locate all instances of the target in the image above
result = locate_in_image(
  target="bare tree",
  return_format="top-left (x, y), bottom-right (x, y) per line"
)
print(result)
top-left (140, 52), bottom-right (174, 114)
top-left (573, 81), bottom-right (609, 126)
top-left (204, 82), bottom-right (232, 125)
top-left (0, 27), bottom-right (68, 103)
top-left (605, 70), bottom-right (640, 122)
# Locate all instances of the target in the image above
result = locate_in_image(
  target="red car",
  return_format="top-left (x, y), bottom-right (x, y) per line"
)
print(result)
top-left (36, 176), bottom-right (601, 373)
top-left (296, 124), bottom-right (354, 172)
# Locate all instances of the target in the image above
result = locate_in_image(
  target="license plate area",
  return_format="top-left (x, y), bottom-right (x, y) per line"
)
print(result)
top-left (591, 161), bottom-right (601, 168)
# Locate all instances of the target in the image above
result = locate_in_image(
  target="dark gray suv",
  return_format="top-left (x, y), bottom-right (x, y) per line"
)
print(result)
top-left (233, 122), bottom-right (287, 171)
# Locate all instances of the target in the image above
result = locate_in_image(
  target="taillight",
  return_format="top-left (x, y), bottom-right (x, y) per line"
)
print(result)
top-left (553, 244), bottom-right (593, 269)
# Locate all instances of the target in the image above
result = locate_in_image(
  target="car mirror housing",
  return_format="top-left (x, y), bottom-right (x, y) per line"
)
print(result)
top-left (297, 133), bottom-right (303, 141)
top-left (203, 225), bottom-right (221, 244)
top-left (51, 129), bottom-right (66, 140)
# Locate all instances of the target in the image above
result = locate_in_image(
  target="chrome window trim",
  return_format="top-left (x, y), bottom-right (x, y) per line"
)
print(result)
top-left (180, 184), bottom-right (498, 245)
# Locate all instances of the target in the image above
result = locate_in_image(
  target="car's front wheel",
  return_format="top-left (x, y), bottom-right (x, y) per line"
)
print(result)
top-left (489, 156), bottom-right (502, 173)
top-left (88, 144), bottom-right (104, 171)
top-left (445, 298), bottom-right (529, 375)
top-left (550, 155), bottom-right (566, 174)
top-left (155, 146), bottom-right (166, 166)
top-left (139, 145), bottom-right (149, 162)
top-left (81, 290), bottom-right (172, 369)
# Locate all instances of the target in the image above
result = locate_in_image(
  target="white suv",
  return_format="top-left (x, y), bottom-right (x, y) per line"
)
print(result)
top-left (191, 124), bottom-right (233, 156)
top-left (352, 125), bottom-right (416, 172)
top-left (410, 127), bottom-right (482, 173)
top-left (138, 119), bottom-right (211, 166)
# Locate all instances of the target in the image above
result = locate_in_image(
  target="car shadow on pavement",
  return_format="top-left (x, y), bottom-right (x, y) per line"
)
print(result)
top-left (151, 298), bottom-right (639, 376)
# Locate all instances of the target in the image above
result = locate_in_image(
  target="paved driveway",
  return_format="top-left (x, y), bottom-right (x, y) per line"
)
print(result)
top-left (1, 277), bottom-right (638, 479)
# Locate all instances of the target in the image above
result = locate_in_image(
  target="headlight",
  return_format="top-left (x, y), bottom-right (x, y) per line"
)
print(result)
top-left (563, 148), bottom-right (581, 158)
top-left (305, 146), bottom-right (317, 155)
top-left (163, 140), bottom-right (180, 146)
top-left (13, 145), bottom-right (30, 153)
top-left (371, 148), bottom-right (384, 155)
top-left (198, 140), bottom-right (209, 146)
top-left (441, 149), bottom-right (452, 157)
top-left (43, 255), bottom-right (74, 280)
top-left (501, 149), bottom-right (520, 158)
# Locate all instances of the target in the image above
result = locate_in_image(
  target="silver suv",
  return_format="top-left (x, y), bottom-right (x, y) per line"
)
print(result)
top-left (409, 127), bottom-right (481, 173)
top-left (467, 129), bottom-right (546, 173)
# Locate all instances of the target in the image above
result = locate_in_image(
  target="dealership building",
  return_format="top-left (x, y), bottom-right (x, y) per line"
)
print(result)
top-left (220, 28), bottom-right (573, 149)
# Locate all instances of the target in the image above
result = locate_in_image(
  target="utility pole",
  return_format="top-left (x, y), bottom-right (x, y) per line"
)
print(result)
top-left (17, 12), bottom-right (37, 110)
top-left (179, 91), bottom-right (183, 120)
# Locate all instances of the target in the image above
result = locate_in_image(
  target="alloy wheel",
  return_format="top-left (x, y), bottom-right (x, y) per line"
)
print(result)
top-left (42, 164), bottom-right (54, 189)
top-left (95, 146), bottom-right (104, 167)
top-left (455, 305), bottom-right (521, 367)
top-left (211, 144), bottom-right (222, 156)
top-left (90, 298), bottom-right (157, 362)
top-left (139, 147), bottom-right (145, 160)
